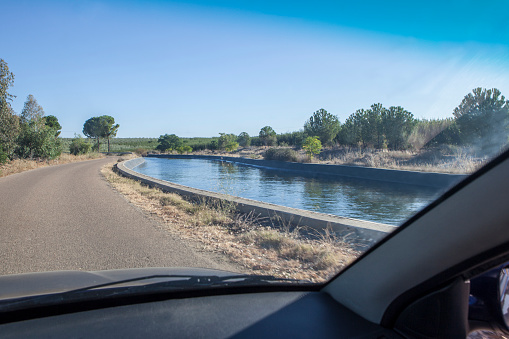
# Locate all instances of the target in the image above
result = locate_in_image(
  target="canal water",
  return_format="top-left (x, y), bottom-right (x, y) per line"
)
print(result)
top-left (133, 157), bottom-right (446, 226)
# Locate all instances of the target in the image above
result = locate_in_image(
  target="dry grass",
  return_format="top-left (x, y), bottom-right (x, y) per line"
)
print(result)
top-left (116, 153), bottom-right (139, 162)
top-left (318, 147), bottom-right (484, 174)
top-left (171, 146), bottom-right (485, 174)
top-left (101, 164), bottom-right (361, 282)
top-left (0, 153), bottom-right (105, 178)
top-left (192, 147), bottom-right (266, 159)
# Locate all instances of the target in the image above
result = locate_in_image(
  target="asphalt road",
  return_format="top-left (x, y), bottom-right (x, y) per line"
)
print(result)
top-left (0, 157), bottom-right (241, 275)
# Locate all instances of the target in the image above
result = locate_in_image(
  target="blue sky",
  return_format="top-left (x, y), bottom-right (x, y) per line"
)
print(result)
top-left (2, 0), bottom-right (509, 138)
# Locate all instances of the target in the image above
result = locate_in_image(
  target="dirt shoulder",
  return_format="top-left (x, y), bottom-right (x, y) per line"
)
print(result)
top-left (102, 162), bottom-right (362, 282)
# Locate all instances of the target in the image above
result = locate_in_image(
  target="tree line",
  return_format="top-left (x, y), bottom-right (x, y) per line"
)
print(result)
top-left (2, 58), bottom-right (506, 161)
top-left (0, 59), bottom-right (62, 163)
top-left (67, 115), bottom-right (120, 155)
top-left (0, 59), bottom-right (120, 162)
top-left (157, 87), bottom-right (509, 155)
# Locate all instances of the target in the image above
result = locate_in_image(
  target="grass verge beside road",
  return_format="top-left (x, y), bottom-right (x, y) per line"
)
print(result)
top-left (0, 153), bottom-right (105, 178)
top-left (102, 161), bottom-right (361, 282)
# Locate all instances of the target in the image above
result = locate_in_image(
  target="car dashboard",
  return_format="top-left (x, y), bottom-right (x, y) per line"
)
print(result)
top-left (0, 291), bottom-right (402, 338)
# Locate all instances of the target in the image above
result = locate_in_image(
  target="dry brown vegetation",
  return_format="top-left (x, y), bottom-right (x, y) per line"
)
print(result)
top-left (101, 163), bottom-right (361, 282)
top-left (317, 147), bottom-right (485, 174)
top-left (191, 146), bottom-right (484, 174)
top-left (0, 153), bottom-right (105, 178)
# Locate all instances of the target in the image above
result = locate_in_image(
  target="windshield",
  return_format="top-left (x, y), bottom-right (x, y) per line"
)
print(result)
top-left (1, 0), bottom-right (508, 285)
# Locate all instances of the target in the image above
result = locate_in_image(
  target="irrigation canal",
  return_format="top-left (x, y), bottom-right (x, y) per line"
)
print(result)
top-left (131, 157), bottom-right (455, 226)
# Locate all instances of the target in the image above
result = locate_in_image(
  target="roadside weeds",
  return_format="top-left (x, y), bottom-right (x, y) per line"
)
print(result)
top-left (101, 163), bottom-right (362, 282)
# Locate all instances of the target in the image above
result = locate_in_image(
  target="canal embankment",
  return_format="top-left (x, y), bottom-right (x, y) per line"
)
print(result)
top-left (146, 154), bottom-right (466, 188)
top-left (117, 155), bottom-right (466, 245)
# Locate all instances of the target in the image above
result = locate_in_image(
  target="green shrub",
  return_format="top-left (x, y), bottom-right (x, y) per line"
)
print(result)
top-left (0, 146), bottom-right (8, 164)
top-left (264, 148), bottom-right (298, 162)
top-left (302, 136), bottom-right (322, 159)
top-left (176, 145), bottom-right (193, 154)
top-left (209, 140), bottom-right (218, 150)
top-left (218, 133), bottom-right (239, 152)
top-left (259, 126), bottom-right (277, 146)
top-left (277, 130), bottom-right (307, 147)
top-left (69, 135), bottom-right (92, 155)
top-left (237, 132), bottom-right (251, 147)
top-left (157, 134), bottom-right (182, 152)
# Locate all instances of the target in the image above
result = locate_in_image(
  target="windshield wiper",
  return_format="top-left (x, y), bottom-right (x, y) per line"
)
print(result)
top-left (63, 274), bottom-right (307, 292)
top-left (0, 274), bottom-right (309, 313)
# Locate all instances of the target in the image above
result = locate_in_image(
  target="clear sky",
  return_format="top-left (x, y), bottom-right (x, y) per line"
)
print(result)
top-left (2, 0), bottom-right (509, 138)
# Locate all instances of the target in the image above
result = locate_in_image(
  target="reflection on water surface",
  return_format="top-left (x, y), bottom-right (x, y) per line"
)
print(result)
top-left (134, 158), bottom-right (443, 226)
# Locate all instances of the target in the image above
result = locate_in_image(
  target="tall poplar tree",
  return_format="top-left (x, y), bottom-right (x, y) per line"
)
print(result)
top-left (0, 59), bottom-right (19, 162)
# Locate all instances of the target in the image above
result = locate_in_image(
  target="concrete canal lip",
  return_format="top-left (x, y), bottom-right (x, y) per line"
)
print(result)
top-left (116, 155), bottom-right (465, 245)
top-left (146, 154), bottom-right (467, 188)
top-left (117, 157), bottom-right (397, 245)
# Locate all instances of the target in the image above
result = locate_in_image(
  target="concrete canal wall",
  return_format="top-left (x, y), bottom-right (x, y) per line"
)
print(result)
top-left (146, 154), bottom-right (467, 188)
top-left (117, 157), bottom-right (397, 245)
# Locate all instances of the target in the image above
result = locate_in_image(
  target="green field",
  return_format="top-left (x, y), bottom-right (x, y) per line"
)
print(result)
top-left (60, 137), bottom-right (216, 153)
